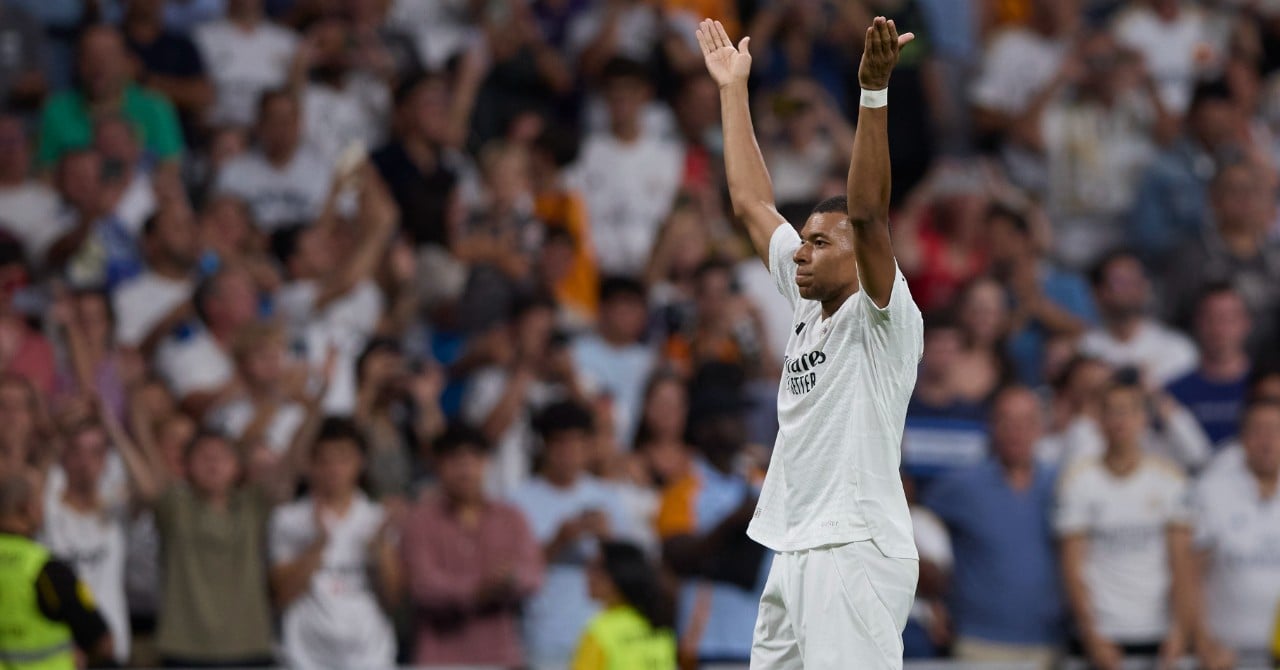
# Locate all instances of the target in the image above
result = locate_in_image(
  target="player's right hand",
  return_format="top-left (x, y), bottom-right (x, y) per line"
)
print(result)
top-left (696, 19), bottom-right (750, 89)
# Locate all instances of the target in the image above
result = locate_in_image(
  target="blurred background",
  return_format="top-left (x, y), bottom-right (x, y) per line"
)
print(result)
top-left (0, 0), bottom-right (1278, 668)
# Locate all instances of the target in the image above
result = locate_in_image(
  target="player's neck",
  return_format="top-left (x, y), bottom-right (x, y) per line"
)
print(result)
top-left (820, 287), bottom-right (858, 319)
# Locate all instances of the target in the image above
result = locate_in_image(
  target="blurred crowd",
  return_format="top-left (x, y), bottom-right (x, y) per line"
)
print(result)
top-left (0, 0), bottom-right (1279, 668)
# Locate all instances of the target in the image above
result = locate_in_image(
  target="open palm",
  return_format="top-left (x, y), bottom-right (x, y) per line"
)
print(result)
top-left (696, 19), bottom-right (750, 88)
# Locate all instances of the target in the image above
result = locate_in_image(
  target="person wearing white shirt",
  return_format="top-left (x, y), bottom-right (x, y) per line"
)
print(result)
top-left (567, 58), bottom-right (684, 277)
top-left (1079, 250), bottom-right (1198, 386)
top-left (1111, 0), bottom-right (1221, 116)
top-left (699, 18), bottom-right (923, 668)
top-left (1056, 380), bottom-right (1194, 669)
top-left (296, 19), bottom-right (390, 166)
top-left (509, 401), bottom-right (635, 668)
top-left (40, 419), bottom-right (132, 665)
top-left (969, 0), bottom-right (1075, 136)
top-left (215, 90), bottom-right (333, 232)
top-left (0, 116), bottom-right (65, 266)
top-left (269, 418), bottom-right (401, 670)
top-left (570, 277), bottom-right (655, 449)
top-left (271, 170), bottom-right (398, 416)
top-left (110, 204), bottom-right (199, 349)
top-left (1187, 400), bottom-right (1280, 668)
top-left (193, 0), bottom-right (298, 127)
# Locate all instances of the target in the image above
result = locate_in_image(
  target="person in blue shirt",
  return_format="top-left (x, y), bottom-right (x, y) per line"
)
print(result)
top-left (987, 203), bottom-right (1097, 386)
top-left (509, 400), bottom-right (634, 669)
top-left (903, 316), bottom-right (989, 492)
top-left (1165, 283), bottom-right (1252, 447)
top-left (924, 386), bottom-right (1064, 669)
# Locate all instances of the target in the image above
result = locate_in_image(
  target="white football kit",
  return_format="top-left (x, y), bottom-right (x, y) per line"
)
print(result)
top-left (749, 224), bottom-right (923, 669)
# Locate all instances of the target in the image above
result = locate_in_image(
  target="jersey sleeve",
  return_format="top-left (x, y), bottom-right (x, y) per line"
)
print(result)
top-left (768, 223), bottom-right (802, 309)
top-left (36, 560), bottom-right (111, 653)
top-left (1053, 466), bottom-right (1093, 537)
top-left (858, 262), bottom-right (924, 364)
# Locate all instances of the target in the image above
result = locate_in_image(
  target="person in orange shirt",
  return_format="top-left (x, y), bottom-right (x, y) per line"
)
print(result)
top-left (531, 126), bottom-right (599, 326)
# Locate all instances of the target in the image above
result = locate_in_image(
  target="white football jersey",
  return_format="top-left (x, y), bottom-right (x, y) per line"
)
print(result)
top-left (747, 224), bottom-right (923, 557)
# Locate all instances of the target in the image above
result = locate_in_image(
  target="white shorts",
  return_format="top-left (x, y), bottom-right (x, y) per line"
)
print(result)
top-left (750, 540), bottom-right (918, 670)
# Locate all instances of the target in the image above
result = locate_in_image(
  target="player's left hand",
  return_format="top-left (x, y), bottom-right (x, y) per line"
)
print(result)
top-left (858, 16), bottom-right (914, 91)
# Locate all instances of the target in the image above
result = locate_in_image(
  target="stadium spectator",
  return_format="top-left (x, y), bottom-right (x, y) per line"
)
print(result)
top-left (353, 337), bottom-right (445, 498)
top-left (902, 316), bottom-right (987, 487)
top-left (214, 89), bottom-right (332, 231)
top-left (401, 423), bottom-right (543, 668)
top-left (1056, 379), bottom-right (1194, 670)
top-left (571, 276), bottom-right (656, 450)
top-left (293, 17), bottom-right (392, 165)
top-left (118, 421), bottom-right (322, 667)
top-left (1079, 249), bottom-right (1198, 386)
top-left (108, 203), bottom-right (199, 353)
top-left (121, 0), bottom-right (213, 128)
top-left (462, 295), bottom-right (588, 496)
top-left (0, 115), bottom-right (61, 264)
top-left (925, 387), bottom-right (1064, 669)
top-left (573, 541), bottom-right (678, 670)
top-left (0, 2), bottom-right (46, 111)
top-left (37, 26), bottom-right (184, 168)
top-left (510, 400), bottom-right (631, 667)
top-left (194, 0), bottom-right (298, 128)
top-left (1162, 161), bottom-right (1280, 354)
top-left (1030, 31), bottom-right (1172, 269)
top-left (0, 470), bottom-right (116, 668)
top-left (656, 363), bottom-right (767, 666)
top-left (951, 277), bottom-right (1015, 404)
top-left (269, 418), bottom-right (402, 670)
top-left (1129, 80), bottom-right (1263, 264)
top-left (0, 240), bottom-right (56, 397)
top-left (987, 202), bottom-right (1097, 385)
top-left (1166, 283), bottom-right (1254, 446)
top-left (569, 58), bottom-right (684, 277)
top-left (1187, 399), bottom-right (1280, 668)
top-left (759, 78), bottom-right (854, 214)
top-left (892, 164), bottom-right (991, 314)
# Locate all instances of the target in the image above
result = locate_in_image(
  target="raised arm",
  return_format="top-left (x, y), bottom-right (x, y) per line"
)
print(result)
top-left (697, 20), bottom-right (786, 264)
top-left (847, 17), bottom-right (913, 308)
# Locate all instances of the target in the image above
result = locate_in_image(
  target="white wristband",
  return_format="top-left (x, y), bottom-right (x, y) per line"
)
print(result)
top-left (860, 87), bottom-right (888, 109)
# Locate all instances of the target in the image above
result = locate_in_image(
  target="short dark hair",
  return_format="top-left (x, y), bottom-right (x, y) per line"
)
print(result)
top-left (315, 417), bottom-right (367, 455)
top-left (1194, 280), bottom-right (1242, 312)
top-left (923, 310), bottom-right (960, 337)
top-left (355, 337), bottom-right (403, 385)
top-left (985, 202), bottom-right (1030, 236)
top-left (599, 275), bottom-right (646, 304)
top-left (1088, 248), bottom-right (1140, 288)
top-left (1240, 398), bottom-right (1280, 430)
top-left (810, 195), bottom-right (848, 216)
top-left (509, 292), bottom-right (558, 321)
top-left (433, 423), bottom-right (491, 459)
top-left (600, 58), bottom-right (652, 87)
top-left (1188, 79), bottom-right (1233, 115)
top-left (533, 400), bottom-right (595, 442)
top-left (257, 88), bottom-right (297, 118)
top-left (393, 70), bottom-right (447, 108)
top-left (533, 123), bottom-right (582, 168)
top-left (270, 225), bottom-right (306, 266)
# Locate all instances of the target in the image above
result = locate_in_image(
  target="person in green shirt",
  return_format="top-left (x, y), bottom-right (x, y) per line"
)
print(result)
top-left (573, 542), bottom-right (677, 670)
top-left (36, 25), bottom-right (183, 168)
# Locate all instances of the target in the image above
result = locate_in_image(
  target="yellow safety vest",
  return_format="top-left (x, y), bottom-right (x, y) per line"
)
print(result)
top-left (0, 535), bottom-right (76, 670)
top-left (584, 606), bottom-right (677, 670)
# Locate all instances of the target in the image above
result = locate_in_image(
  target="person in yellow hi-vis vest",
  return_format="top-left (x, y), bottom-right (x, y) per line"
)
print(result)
top-left (0, 471), bottom-right (114, 669)
top-left (573, 542), bottom-right (677, 670)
